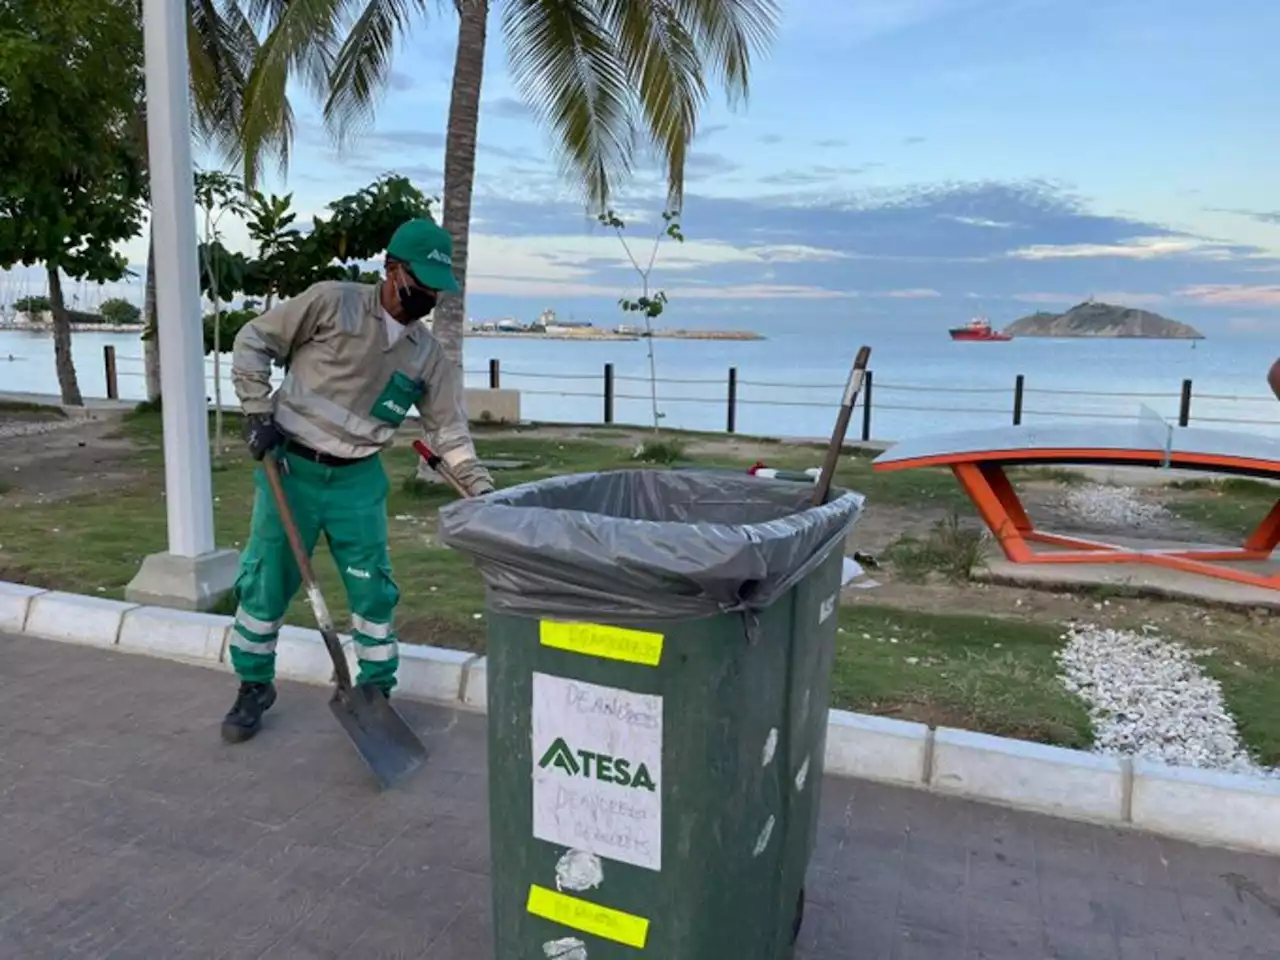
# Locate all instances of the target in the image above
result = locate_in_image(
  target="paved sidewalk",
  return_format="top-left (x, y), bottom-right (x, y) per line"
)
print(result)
top-left (1, 632), bottom-right (1278, 959)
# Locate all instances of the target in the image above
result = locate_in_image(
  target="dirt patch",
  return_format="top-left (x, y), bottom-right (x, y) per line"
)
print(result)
top-left (845, 565), bottom-right (1272, 636)
top-left (0, 411), bottom-right (145, 505)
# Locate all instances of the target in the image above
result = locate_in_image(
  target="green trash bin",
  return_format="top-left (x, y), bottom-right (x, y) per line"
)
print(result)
top-left (438, 468), bottom-right (865, 960)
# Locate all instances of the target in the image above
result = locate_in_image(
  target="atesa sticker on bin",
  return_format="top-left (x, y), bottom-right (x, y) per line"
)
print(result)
top-left (531, 672), bottom-right (663, 872)
top-left (539, 620), bottom-right (664, 667)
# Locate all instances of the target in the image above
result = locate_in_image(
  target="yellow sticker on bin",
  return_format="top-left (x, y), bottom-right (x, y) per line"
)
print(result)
top-left (526, 884), bottom-right (650, 949)
top-left (539, 620), bottom-right (664, 667)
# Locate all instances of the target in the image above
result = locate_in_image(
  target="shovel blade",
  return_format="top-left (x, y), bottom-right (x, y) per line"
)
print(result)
top-left (329, 684), bottom-right (428, 789)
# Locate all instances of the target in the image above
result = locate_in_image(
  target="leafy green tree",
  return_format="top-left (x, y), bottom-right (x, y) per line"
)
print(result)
top-left (244, 0), bottom-right (781, 368)
top-left (203, 306), bottom-right (258, 357)
top-left (195, 172), bottom-right (434, 330)
top-left (0, 0), bottom-right (148, 405)
top-left (13, 295), bottom-right (51, 317)
top-left (242, 189), bottom-right (297, 309)
top-left (237, 173), bottom-right (435, 299)
top-left (100, 298), bottom-right (143, 326)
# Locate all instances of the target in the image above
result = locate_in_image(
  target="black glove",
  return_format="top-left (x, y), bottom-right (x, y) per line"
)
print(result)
top-left (244, 413), bottom-right (284, 460)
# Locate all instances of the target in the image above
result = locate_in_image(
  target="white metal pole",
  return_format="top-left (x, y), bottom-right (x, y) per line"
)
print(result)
top-left (142, 0), bottom-right (215, 558)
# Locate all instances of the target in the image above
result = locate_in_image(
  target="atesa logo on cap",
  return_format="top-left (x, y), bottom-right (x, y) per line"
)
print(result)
top-left (424, 249), bottom-right (452, 265)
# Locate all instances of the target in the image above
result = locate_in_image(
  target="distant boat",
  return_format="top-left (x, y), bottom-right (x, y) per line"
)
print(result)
top-left (949, 317), bottom-right (1012, 342)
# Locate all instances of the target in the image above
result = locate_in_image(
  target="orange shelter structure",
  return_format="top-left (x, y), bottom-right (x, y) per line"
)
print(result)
top-left (872, 422), bottom-right (1280, 591)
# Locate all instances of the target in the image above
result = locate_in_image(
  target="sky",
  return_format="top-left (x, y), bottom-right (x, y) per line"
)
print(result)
top-left (5, 0), bottom-right (1280, 338)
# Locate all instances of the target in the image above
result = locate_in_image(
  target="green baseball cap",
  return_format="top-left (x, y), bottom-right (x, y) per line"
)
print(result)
top-left (386, 218), bottom-right (459, 292)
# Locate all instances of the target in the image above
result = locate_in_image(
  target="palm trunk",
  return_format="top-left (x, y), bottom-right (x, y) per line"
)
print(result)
top-left (143, 230), bottom-right (161, 402)
top-left (46, 265), bottom-right (84, 406)
top-left (435, 0), bottom-right (488, 370)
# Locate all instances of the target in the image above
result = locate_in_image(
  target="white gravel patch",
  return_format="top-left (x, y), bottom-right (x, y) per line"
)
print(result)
top-left (1061, 483), bottom-right (1168, 527)
top-left (1055, 622), bottom-right (1272, 777)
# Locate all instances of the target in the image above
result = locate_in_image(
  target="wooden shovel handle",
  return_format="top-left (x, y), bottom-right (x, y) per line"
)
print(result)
top-left (412, 440), bottom-right (473, 499)
top-left (811, 345), bottom-right (872, 507)
top-left (261, 453), bottom-right (352, 689)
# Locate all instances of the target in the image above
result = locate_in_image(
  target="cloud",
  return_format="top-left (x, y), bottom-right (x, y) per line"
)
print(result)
top-left (815, 138), bottom-right (848, 148)
top-left (463, 231), bottom-right (850, 287)
top-left (757, 164), bottom-right (878, 187)
top-left (946, 216), bottom-right (1014, 228)
top-left (444, 177), bottom-right (1280, 327)
top-left (1207, 207), bottom-right (1280, 225)
top-left (687, 152), bottom-right (739, 179)
top-left (903, 135), bottom-right (927, 146)
top-left (388, 71), bottom-right (415, 92)
top-left (1176, 285), bottom-right (1280, 306)
top-left (358, 129), bottom-right (445, 150)
top-left (488, 96), bottom-right (532, 120)
top-left (1007, 237), bottom-right (1238, 261)
top-left (877, 288), bottom-right (941, 298)
top-left (757, 134), bottom-right (784, 145)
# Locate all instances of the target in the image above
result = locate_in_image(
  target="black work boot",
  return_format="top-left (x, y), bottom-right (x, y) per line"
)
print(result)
top-left (220, 681), bottom-right (277, 743)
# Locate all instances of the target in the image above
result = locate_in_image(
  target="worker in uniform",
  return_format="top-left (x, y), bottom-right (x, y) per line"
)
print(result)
top-left (222, 217), bottom-right (494, 743)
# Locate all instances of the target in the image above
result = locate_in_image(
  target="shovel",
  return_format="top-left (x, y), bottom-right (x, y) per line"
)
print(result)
top-left (811, 345), bottom-right (872, 506)
top-left (261, 452), bottom-right (428, 789)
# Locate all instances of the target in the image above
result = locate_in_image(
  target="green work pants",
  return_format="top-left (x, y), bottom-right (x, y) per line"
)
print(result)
top-left (229, 449), bottom-right (400, 692)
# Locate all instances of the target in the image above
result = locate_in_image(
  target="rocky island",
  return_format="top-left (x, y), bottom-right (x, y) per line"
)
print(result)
top-left (1004, 300), bottom-right (1204, 339)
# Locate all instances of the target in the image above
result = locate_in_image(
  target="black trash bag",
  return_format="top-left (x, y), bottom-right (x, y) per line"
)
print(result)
top-left (436, 469), bottom-right (865, 625)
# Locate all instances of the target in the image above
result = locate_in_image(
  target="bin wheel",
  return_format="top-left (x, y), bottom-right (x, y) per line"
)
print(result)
top-left (791, 886), bottom-right (805, 943)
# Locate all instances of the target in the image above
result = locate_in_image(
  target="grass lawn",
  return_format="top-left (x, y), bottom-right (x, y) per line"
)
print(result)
top-left (0, 411), bottom-right (960, 643)
top-left (1166, 477), bottom-right (1280, 538)
top-left (831, 604), bottom-right (1092, 748)
top-left (2, 407), bottom-right (1278, 761)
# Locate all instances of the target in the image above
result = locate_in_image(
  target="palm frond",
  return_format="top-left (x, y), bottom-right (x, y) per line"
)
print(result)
top-left (243, 0), bottom-right (293, 28)
top-left (323, 0), bottom-right (434, 145)
top-left (187, 0), bottom-right (252, 148)
top-left (667, 0), bottom-right (780, 104)
top-left (188, 0), bottom-right (273, 172)
top-left (598, 0), bottom-right (704, 208)
top-left (501, 0), bottom-right (636, 213)
top-left (239, 0), bottom-right (343, 187)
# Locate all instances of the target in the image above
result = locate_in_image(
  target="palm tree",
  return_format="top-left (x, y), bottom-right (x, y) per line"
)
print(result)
top-left (239, 0), bottom-right (781, 367)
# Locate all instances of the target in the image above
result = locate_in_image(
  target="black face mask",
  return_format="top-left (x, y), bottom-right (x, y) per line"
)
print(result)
top-left (397, 282), bottom-right (437, 321)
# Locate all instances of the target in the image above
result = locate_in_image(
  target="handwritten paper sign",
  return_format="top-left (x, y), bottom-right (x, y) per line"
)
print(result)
top-left (531, 673), bottom-right (664, 871)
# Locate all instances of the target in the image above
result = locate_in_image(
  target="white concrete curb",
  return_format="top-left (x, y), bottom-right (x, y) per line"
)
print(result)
top-left (399, 644), bottom-right (475, 703)
top-left (119, 606), bottom-right (232, 667)
top-left (25, 591), bottom-right (138, 648)
top-left (929, 727), bottom-right (1128, 823)
top-left (0, 581), bottom-right (44, 634)
top-left (1131, 760), bottom-right (1280, 855)
top-left (3, 578), bottom-right (1279, 857)
top-left (824, 710), bottom-right (930, 786)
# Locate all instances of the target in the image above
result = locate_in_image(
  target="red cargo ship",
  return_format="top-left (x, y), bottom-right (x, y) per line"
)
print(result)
top-left (949, 317), bottom-right (1012, 341)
